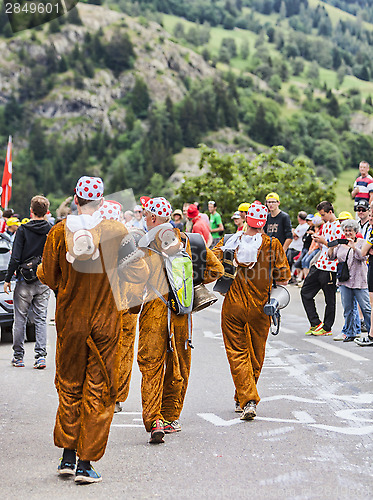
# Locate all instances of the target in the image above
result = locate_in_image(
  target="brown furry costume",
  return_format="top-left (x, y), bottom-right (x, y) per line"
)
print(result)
top-left (37, 219), bottom-right (146, 461)
top-left (138, 228), bottom-right (224, 431)
top-left (116, 280), bottom-right (144, 403)
top-left (117, 310), bottom-right (138, 403)
top-left (213, 234), bottom-right (290, 408)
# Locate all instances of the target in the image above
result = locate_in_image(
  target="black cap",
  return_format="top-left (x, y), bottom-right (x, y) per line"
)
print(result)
top-left (354, 199), bottom-right (369, 211)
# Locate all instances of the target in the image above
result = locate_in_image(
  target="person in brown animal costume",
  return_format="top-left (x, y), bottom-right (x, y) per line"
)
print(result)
top-left (136, 197), bottom-right (224, 444)
top-left (213, 201), bottom-right (290, 421)
top-left (98, 200), bottom-right (144, 414)
top-left (37, 178), bottom-right (147, 484)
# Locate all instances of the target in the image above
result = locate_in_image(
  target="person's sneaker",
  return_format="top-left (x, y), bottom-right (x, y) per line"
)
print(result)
top-left (58, 458), bottom-right (76, 477)
top-left (313, 324), bottom-right (332, 336)
top-left (240, 401), bottom-right (257, 421)
top-left (234, 401), bottom-right (241, 413)
top-left (34, 357), bottom-right (46, 369)
top-left (114, 402), bottom-right (122, 413)
top-left (75, 462), bottom-right (102, 484)
top-left (11, 358), bottom-right (24, 367)
top-left (360, 320), bottom-right (368, 333)
top-left (149, 419), bottom-right (165, 444)
top-left (163, 420), bottom-right (182, 434)
top-left (333, 332), bottom-right (346, 341)
top-left (343, 336), bottom-right (356, 342)
top-left (305, 323), bottom-right (323, 336)
top-left (354, 335), bottom-right (373, 346)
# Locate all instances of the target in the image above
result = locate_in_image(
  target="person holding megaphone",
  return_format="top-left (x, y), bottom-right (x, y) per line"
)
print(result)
top-left (213, 201), bottom-right (290, 421)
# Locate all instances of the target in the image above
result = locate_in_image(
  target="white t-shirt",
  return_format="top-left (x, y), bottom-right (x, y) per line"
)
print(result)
top-left (315, 219), bottom-right (342, 273)
top-left (288, 223), bottom-right (308, 252)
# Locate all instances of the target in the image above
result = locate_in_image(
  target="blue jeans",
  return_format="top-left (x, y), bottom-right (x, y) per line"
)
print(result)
top-left (12, 280), bottom-right (50, 360)
top-left (302, 249), bottom-right (319, 269)
top-left (341, 298), bottom-right (361, 336)
top-left (339, 286), bottom-right (371, 338)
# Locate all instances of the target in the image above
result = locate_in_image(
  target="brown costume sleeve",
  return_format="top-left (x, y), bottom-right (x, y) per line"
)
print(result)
top-left (212, 237), bottom-right (224, 262)
top-left (37, 223), bottom-right (63, 290)
top-left (119, 255), bottom-right (150, 285)
top-left (204, 246), bottom-right (224, 284)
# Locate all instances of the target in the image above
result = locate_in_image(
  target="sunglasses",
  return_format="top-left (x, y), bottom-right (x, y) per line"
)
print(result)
top-left (357, 208), bottom-right (367, 212)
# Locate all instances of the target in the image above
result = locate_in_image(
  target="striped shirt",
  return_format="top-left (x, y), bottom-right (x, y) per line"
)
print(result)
top-left (353, 175), bottom-right (373, 201)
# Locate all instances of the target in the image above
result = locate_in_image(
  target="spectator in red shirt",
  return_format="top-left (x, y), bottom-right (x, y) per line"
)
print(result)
top-left (187, 204), bottom-right (212, 247)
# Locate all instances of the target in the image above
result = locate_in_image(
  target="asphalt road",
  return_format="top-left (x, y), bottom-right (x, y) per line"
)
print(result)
top-left (1, 286), bottom-right (373, 500)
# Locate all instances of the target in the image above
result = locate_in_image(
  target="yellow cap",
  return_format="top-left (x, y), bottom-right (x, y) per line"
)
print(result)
top-left (21, 218), bottom-right (30, 224)
top-left (314, 212), bottom-right (321, 217)
top-left (338, 211), bottom-right (353, 221)
top-left (238, 202), bottom-right (250, 212)
top-left (6, 217), bottom-right (20, 227)
top-left (266, 192), bottom-right (280, 202)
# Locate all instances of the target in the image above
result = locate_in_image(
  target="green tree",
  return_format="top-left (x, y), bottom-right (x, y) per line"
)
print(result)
top-left (131, 77), bottom-right (150, 117)
top-left (173, 145), bottom-right (335, 224)
top-left (240, 39), bottom-right (249, 60)
top-left (104, 30), bottom-right (135, 77)
top-left (269, 74), bottom-right (282, 92)
top-left (307, 61), bottom-right (320, 82)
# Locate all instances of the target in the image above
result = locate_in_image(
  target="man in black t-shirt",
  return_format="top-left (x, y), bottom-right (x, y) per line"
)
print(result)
top-left (264, 192), bottom-right (292, 251)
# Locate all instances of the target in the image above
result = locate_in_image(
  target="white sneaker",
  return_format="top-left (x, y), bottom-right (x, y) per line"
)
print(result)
top-left (333, 333), bottom-right (346, 341)
top-left (240, 401), bottom-right (256, 420)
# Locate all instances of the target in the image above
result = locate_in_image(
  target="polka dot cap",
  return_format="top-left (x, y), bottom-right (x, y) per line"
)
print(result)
top-left (99, 200), bottom-right (122, 221)
top-left (246, 200), bottom-right (268, 228)
top-left (75, 176), bottom-right (104, 200)
top-left (144, 197), bottom-right (172, 218)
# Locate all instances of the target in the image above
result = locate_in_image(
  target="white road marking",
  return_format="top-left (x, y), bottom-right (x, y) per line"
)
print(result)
top-left (321, 393), bottom-right (373, 404)
top-left (335, 408), bottom-right (373, 423)
top-left (257, 426), bottom-right (295, 438)
top-left (304, 338), bottom-right (369, 361)
top-left (197, 413), bottom-right (242, 427)
top-left (197, 412), bottom-right (373, 435)
top-left (260, 395), bottom-right (325, 404)
top-left (112, 412), bottom-right (143, 428)
top-left (292, 411), bottom-right (316, 424)
top-left (309, 424), bottom-right (373, 435)
top-left (198, 411), bottom-right (315, 426)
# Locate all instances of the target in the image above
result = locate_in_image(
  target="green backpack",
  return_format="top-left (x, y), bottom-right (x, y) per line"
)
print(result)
top-left (164, 249), bottom-right (194, 315)
top-left (149, 244), bottom-right (194, 315)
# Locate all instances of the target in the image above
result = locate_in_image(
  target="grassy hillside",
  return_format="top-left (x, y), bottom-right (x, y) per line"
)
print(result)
top-left (162, 13), bottom-right (373, 98)
top-left (308, 0), bottom-right (373, 31)
top-left (333, 168), bottom-right (356, 214)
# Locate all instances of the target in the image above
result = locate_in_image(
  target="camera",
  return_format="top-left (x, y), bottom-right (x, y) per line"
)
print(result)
top-left (327, 239), bottom-right (349, 247)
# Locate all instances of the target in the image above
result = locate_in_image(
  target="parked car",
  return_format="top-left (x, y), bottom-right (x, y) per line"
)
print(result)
top-left (0, 279), bottom-right (36, 343)
top-left (0, 231), bottom-right (36, 343)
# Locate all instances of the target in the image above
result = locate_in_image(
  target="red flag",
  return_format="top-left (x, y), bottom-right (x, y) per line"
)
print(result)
top-left (1, 136), bottom-right (12, 209)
